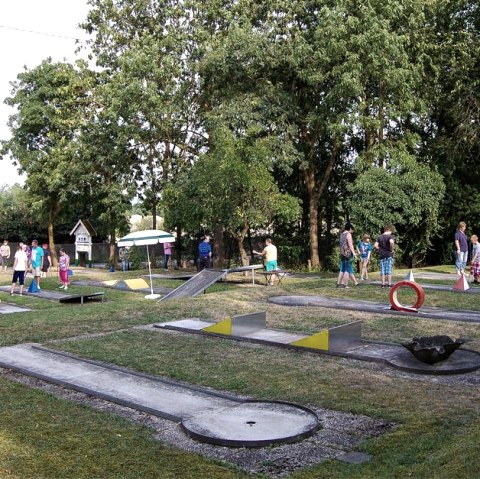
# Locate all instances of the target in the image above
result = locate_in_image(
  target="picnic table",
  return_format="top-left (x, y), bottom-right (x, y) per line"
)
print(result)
top-left (223, 264), bottom-right (265, 284)
top-left (257, 270), bottom-right (289, 286)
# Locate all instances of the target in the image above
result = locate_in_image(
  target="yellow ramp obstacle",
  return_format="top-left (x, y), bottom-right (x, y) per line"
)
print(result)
top-left (104, 280), bottom-right (118, 286)
top-left (290, 329), bottom-right (329, 351)
top-left (115, 278), bottom-right (150, 291)
top-left (290, 321), bottom-right (362, 353)
top-left (202, 317), bottom-right (232, 335)
top-left (202, 311), bottom-right (266, 337)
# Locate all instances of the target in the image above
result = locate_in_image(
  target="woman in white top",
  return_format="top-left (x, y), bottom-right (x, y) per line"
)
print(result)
top-left (10, 244), bottom-right (29, 295)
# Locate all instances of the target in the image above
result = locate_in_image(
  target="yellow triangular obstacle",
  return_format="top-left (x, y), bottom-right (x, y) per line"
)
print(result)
top-left (104, 280), bottom-right (118, 286)
top-left (202, 317), bottom-right (232, 335)
top-left (290, 329), bottom-right (329, 351)
top-left (124, 278), bottom-right (150, 290)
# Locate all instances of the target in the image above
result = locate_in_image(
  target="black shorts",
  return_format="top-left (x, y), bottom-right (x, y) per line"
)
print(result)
top-left (12, 270), bottom-right (26, 285)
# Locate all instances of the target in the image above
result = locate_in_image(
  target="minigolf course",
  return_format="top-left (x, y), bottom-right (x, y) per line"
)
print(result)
top-left (0, 302), bottom-right (31, 314)
top-left (0, 286), bottom-right (104, 305)
top-left (269, 293), bottom-right (480, 324)
top-left (155, 312), bottom-right (480, 375)
top-left (159, 269), bottom-right (227, 301)
top-left (0, 343), bottom-right (320, 448)
top-left (74, 279), bottom-right (172, 295)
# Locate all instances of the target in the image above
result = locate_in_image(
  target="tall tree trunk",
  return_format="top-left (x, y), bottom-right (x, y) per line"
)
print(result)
top-left (235, 223), bottom-right (249, 267)
top-left (247, 228), bottom-right (254, 264)
top-left (305, 165), bottom-right (320, 268)
top-left (378, 80), bottom-right (385, 167)
top-left (175, 225), bottom-right (182, 268)
top-left (109, 231), bottom-right (116, 269)
top-left (48, 202), bottom-right (58, 266)
top-left (304, 146), bottom-right (337, 269)
top-left (213, 224), bottom-right (224, 268)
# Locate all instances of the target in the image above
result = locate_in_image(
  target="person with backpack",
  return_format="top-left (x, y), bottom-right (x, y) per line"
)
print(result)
top-left (198, 235), bottom-right (212, 271)
top-left (374, 224), bottom-right (395, 288)
top-left (336, 223), bottom-right (358, 288)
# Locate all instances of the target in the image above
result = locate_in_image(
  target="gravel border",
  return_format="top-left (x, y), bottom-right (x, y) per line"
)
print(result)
top-left (0, 367), bottom-right (393, 477)
top-left (4, 324), bottom-right (479, 476)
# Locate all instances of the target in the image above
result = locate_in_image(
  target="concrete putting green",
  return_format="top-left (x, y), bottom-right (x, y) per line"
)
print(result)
top-left (72, 279), bottom-right (172, 295)
top-left (268, 295), bottom-right (480, 324)
top-left (0, 286), bottom-right (104, 304)
top-left (0, 301), bottom-right (31, 314)
top-left (0, 344), bottom-right (320, 448)
top-left (155, 312), bottom-right (480, 375)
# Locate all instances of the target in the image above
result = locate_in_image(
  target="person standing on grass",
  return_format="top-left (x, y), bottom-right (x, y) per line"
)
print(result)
top-left (198, 235), bottom-right (212, 271)
top-left (163, 241), bottom-right (173, 271)
top-left (253, 238), bottom-right (278, 286)
top-left (336, 223), bottom-right (358, 288)
top-left (119, 247), bottom-right (129, 272)
top-left (10, 244), bottom-right (28, 295)
top-left (357, 233), bottom-right (373, 281)
top-left (30, 239), bottom-right (44, 290)
top-left (454, 221), bottom-right (468, 276)
top-left (1, 239), bottom-right (11, 273)
top-left (58, 248), bottom-right (70, 290)
top-left (374, 224), bottom-right (395, 288)
top-left (41, 243), bottom-right (52, 278)
top-left (470, 235), bottom-right (480, 285)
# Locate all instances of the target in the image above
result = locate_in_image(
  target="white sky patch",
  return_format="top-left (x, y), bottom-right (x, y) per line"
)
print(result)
top-left (0, 0), bottom-right (92, 186)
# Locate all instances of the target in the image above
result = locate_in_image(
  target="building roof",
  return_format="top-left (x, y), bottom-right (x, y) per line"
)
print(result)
top-left (70, 219), bottom-right (97, 237)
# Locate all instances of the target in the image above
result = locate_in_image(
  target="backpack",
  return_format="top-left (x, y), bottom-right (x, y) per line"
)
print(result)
top-left (340, 232), bottom-right (352, 257)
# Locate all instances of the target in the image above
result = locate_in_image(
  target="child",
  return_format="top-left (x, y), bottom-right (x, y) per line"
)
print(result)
top-left (10, 244), bottom-right (28, 295)
top-left (357, 233), bottom-right (373, 281)
top-left (471, 235), bottom-right (480, 285)
top-left (58, 248), bottom-right (70, 290)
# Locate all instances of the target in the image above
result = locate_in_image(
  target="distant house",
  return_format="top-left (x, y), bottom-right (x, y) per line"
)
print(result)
top-left (70, 219), bottom-right (96, 266)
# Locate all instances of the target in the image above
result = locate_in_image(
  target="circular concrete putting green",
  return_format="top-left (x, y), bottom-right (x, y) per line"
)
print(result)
top-left (181, 401), bottom-right (320, 447)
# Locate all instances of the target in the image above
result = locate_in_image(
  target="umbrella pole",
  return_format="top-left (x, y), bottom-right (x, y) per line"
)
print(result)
top-left (146, 245), bottom-right (154, 295)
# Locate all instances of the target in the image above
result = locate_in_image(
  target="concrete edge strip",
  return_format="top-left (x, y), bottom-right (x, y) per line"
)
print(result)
top-left (0, 358), bottom-right (182, 421)
top-left (30, 345), bottom-right (245, 403)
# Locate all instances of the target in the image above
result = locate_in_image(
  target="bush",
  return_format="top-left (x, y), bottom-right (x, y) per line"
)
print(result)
top-left (127, 246), bottom-right (146, 270)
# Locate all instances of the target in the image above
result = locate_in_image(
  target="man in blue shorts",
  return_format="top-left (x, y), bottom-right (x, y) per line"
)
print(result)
top-left (337, 223), bottom-right (358, 288)
top-left (374, 224), bottom-right (395, 288)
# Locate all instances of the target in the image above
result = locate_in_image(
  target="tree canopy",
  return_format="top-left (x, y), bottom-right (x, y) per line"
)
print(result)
top-left (2, 0), bottom-right (479, 268)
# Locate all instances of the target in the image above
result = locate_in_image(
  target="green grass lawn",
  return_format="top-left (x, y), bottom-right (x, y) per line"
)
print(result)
top-left (1, 267), bottom-right (480, 478)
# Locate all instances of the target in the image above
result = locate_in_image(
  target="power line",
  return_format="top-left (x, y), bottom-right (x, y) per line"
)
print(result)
top-left (0, 24), bottom-right (86, 41)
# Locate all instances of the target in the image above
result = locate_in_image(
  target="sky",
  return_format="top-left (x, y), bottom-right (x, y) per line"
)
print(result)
top-left (0, 0), bottom-right (92, 187)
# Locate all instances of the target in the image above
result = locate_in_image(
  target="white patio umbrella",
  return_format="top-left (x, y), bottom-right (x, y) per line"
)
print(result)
top-left (117, 229), bottom-right (175, 299)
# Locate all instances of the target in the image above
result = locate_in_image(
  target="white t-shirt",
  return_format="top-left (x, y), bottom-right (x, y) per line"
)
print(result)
top-left (14, 250), bottom-right (28, 271)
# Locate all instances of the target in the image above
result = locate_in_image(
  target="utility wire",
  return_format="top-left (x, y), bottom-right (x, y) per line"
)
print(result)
top-left (0, 24), bottom-right (85, 41)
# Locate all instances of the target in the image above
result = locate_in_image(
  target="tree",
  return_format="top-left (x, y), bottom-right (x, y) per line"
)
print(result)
top-left (420, 0), bottom-right (480, 258)
top-left (0, 184), bottom-right (43, 241)
top-left (347, 149), bottom-right (445, 265)
top-left (196, 0), bottom-right (430, 268)
top-left (163, 127), bottom-right (301, 265)
top-left (83, 0), bottom-right (204, 263)
top-left (1, 59), bottom-right (94, 264)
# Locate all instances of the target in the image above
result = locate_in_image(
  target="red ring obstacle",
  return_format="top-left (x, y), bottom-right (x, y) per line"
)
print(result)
top-left (389, 280), bottom-right (425, 313)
